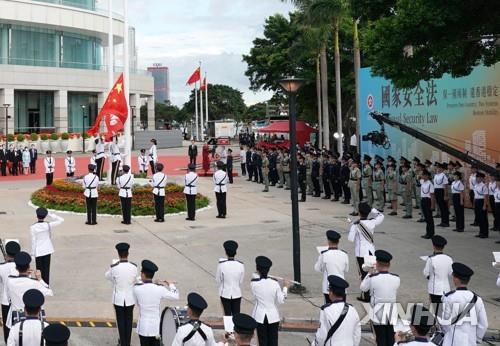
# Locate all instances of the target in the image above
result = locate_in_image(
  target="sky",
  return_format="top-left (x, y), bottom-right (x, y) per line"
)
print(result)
top-left (127, 0), bottom-right (295, 107)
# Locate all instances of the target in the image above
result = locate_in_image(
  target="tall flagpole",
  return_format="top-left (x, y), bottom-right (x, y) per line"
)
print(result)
top-left (107, 0), bottom-right (114, 184)
top-left (194, 81), bottom-right (199, 141)
top-left (205, 72), bottom-right (208, 126)
top-left (123, 0), bottom-right (131, 166)
top-left (199, 61), bottom-right (204, 141)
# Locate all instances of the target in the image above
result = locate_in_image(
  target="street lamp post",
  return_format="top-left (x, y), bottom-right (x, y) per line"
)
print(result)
top-left (3, 104), bottom-right (11, 147)
top-left (81, 105), bottom-right (87, 153)
top-left (131, 105), bottom-right (136, 150)
top-left (278, 77), bottom-right (305, 293)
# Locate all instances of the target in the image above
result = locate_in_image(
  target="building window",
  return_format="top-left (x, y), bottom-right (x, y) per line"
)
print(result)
top-left (62, 33), bottom-right (102, 70)
top-left (14, 91), bottom-right (54, 134)
top-left (33, 0), bottom-right (96, 11)
top-left (9, 25), bottom-right (58, 67)
top-left (68, 92), bottom-right (98, 133)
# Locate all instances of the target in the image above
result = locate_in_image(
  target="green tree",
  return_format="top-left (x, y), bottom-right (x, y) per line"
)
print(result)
top-left (155, 101), bottom-right (181, 122)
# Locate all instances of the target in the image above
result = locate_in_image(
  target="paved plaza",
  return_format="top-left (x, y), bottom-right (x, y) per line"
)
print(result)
top-left (0, 148), bottom-right (499, 345)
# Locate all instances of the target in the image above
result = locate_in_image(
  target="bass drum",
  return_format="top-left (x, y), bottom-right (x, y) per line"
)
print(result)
top-left (160, 307), bottom-right (189, 345)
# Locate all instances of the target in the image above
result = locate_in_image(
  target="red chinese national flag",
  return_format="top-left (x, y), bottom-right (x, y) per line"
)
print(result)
top-left (200, 77), bottom-right (207, 91)
top-left (88, 73), bottom-right (128, 140)
top-left (186, 67), bottom-right (201, 85)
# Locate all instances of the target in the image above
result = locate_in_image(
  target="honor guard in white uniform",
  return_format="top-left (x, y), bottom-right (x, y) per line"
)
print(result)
top-left (468, 165), bottom-right (478, 225)
top-left (213, 161), bottom-right (229, 219)
top-left (30, 207), bottom-right (64, 285)
top-left (138, 149), bottom-right (148, 174)
top-left (422, 235), bottom-right (452, 306)
top-left (42, 323), bottom-right (70, 346)
top-left (105, 243), bottom-right (138, 346)
top-left (5, 252), bottom-right (53, 329)
top-left (360, 250), bottom-right (400, 346)
top-left (44, 151), bottom-right (55, 186)
top-left (6, 289), bottom-right (48, 346)
top-left (149, 139), bottom-right (158, 174)
top-left (64, 150), bottom-right (76, 177)
top-left (433, 164), bottom-right (450, 227)
top-left (216, 241), bottom-right (245, 316)
top-left (149, 163), bottom-right (167, 223)
top-left (419, 170), bottom-right (435, 239)
top-left (251, 256), bottom-right (288, 346)
top-left (117, 165), bottom-right (134, 225)
top-left (311, 276), bottom-right (361, 346)
top-left (110, 137), bottom-right (122, 185)
top-left (473, 172), bottom-right (489, 238)
top-left (184, 164), bottom-right (199, 221)
top-left (133, 260), bottom-right (179, 346)
top-left (82, 164), bottom-right (99, 225)
top-left (440, 263), bottom-right (488, 346)
top-left (172, 293), bottom-right (218, 346)
top-left (95, 137), bottom-right (106, 180)
top-left (314, 230), bottom-right (349, 304)
top-left (348, 203), bottom-right (384, 302)
top-left (393, 305), bottom-right (435, 346)
top-left (1, 242), bottom-right (20, 343)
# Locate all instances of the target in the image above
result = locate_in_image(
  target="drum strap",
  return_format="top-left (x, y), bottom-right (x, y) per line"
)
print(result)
top-left (182, 321), bottom-right (207, 343)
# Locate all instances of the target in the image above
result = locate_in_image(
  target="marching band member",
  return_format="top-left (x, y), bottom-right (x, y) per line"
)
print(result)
top-left (138, 149), bottom-right (148, 174)
top-left (214, 161), bottom-right (229, 219)
top-left (117, 165), bottom-right (134, 225)
top-left (311, 275), bottom-right (361, 346)
top-left (82, 164), bottom-right (99, 225)
top-left (110, 136), bottom-right (122, 185)
top-left (172, 293), bottom-right (217, 346)
top-left (42, 323), bottom-right (70, 345)
top-left (393, 305), bottom-right (435, 345)
top-left (30, 207), bottom-right (64, 285)
top-left (251, 256), bottom-right (288, 346)
top-left (64, 150), bottom-right (76, 177)
top-left (184, 164), bottom-right (198, 221)
top-left (360, 250), bottom-right (400, 346)
top-left (6, 289), bottom-right (48, 346)
top-left (348, 202), bottom-right (384, 302)
top-left (150, 163), bottom-right (167, 223)
top-left (0, 241), bottom-right (20, 342)
top-left (422, 235), bottom-right (452, 308)
top-left (133, 260), bottom-right (179, 346)
top-left (314, 230), bottom-right (349, 304)
top-left (95, 137), bottom-right (106, 180)
top-left (105, 243), bottom-right (138, 346)
top-left (149, 139), bottom-right (158, 174)
top-left (44, 150), bottom-right (55, 186)
top-left (216, 241), bottom-right (245, 316)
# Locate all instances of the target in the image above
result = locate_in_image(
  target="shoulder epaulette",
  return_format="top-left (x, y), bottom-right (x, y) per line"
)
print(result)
top-left (130, 262), bottom-right (137, 267)
top-left (236, 260), bottom-right (244, 264)
top-left (320, 249), bottom-right (329, 254)
top-left (110, 262), bottom-right (120, 268)
top-left (8, 275), bottom-right (20, 278)
top-left (429, 254), bottom-right (436, 258)
top-left (444, 290), bottom-right (455, 297)
top-left (369, 273), bottom-right (379, 278)
top-left (134, 283), bottom-right (144, 286)
top-left (320, 302), bottom-right (332, 310)
top-left (30, 278), bottom-right (38, 281)
top-left (251, 278), bottom-right (261, 282)
top-left (0, 262), bottom-right (5, 265)
top-left (219, 259), bottom-right (227, 263)
top-left (389, 273), bottom-right (399, 277)
top-left (341, 249), bottom-right (348, 254)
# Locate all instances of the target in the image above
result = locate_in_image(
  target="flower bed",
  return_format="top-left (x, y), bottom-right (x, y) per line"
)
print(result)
top-left (31, 179), bottom-right (210, 216)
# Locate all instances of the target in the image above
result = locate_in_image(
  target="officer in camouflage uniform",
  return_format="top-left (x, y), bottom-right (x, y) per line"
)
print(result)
top-left (305, 152), bottom-right (314, 195)
top-left (276, 148), bottom-right (284, 188)
top-left (262, 150), bottom-right (270, 192)
top-left (411, 157), bottom-right (421, 210)
top-left (362, 155), bottom-right (373, 206)
top-left (386, 162), bottom-right (398, 215)
top-left (373, 160), bottom-right (385, 211)
top-left (349, 160), bottom-right (362, 216)
top-left (401, 162), bottom-right (413, 218)
top-left (282, 151), bottom-right (290, 190)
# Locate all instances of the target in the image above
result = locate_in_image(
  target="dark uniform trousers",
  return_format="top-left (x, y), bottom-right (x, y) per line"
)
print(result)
top-left (257, 166), bottom-right (263, 183)
top-left (256, 316), bottom-right (279, 346)
top-left (220, 297), bottom-right (241, 316)
top-left (421, 197), bottom-right (434, 237)
top-left (429, 294), bottom-right (443, 318)
top-left (185, 194), bottom-right (196, 220)
top-left (115, 304), bottom-right (134, 346)
top-left (489, 195), bottom-right (498, 230)
top-left (215, 192), bottom-right (227, 217)
top-left (475, 199), bottom-right (489, 237)
top-left (356, 257), bottom-right (371, 302)
top-left (139, 335), bottom-right (160, 346)
top-left (86, 197), bottom-right (98, 224)
top-left (2, 304), bottom-right (10, 343)
top-left (247, 164), bottom-right (254, 181)
top-left (469, 190), bottom-right (477, 224)
top-left (120, 197), bottom-right (132, 224)
top-left (434, 188), bottom-right (449, 225)
top-left (241, 162), bottom-right (246, 176)
top-left (495, 202), bottom-right (500, 231)
top-left (452, 194), bottom-right (465, 230)
top-left (154, 195), bottom-right (165, 221)
top-left (35, 254), bottom-right (51, 284)
top-left (333, 179), bottom-right (342, 200)
top-left (46, 173), bottom-right (54, 186)
top-left (149, 162), bottom-right (156, 175)
top-left (96, 157), bottom-right (105, 179)
top-left (30, 159), bottom-right (36, 174)
top-left (322, 176), bottom-right (331, 198)
top-left (342, 181), bottom-right (351, 203)
top-left (312, 176), bottom-right (321, 196)
top-left (111, 161), bottom-right (121, 185)
top-left (0, 161), bottom-right (6, 176)
top-left (373, 324), bottom-right (395, 346)
top-left (299, 177), bottom-right (306, 201)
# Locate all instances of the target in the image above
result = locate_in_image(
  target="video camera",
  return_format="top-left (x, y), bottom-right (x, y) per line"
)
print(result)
top-left (362, 126), bottom-right (391, 149)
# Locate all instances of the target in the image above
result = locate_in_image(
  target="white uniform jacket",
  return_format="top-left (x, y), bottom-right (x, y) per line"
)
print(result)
top-left (30, 213), bottom-right (64, 257)
top-left (150, 172), bottom-right (167, 197)
top-left (110, 143), bottom-right (121, 163)
top-left (441, 288), bottom-right (488, 346)
top-left (360, 271), bottom-right (400, 324)
top-left (118, 173), bottom-right (135, 198)
top-left (44, 157), bottom-right (55, 174)
top-left (423, 253), bottom-right (453, 296)
top-left (6, 275), bottom-right (53, 328)
top-left (348, 209), bottom-right (384, 257)
top-left (138, 155), bottom-right (148, 172)
top-left (215, 258), bottom-right (244, 299)
top-left (314, 248), bottom-right (349, 294)
top-left (0, 261), bottom-right (17, 305)
top-left (65, 156), bottom-right (75, 174)
top-left (82, 173), bottom-right (99, 198)
top-left (95, 142), bottom-right (105, 159)
top-left (184, 172), bottom-right (199, 195)
top-left (312, 300), bottom-right (361, 346)
top-left (213, 170), bottom-right (228, 193)
top-left (133, 281), bottom-right (179, 337)
top-left (105, 260), bottom-right (138, 306)
top-left (250, 276), bottom-right (287, 324)
top-left (149, 145), bottom-right (157, 163)
top-left (172, 321), bottom-right (218, 346)
top-left (7, 318), bottom-right (48, 346)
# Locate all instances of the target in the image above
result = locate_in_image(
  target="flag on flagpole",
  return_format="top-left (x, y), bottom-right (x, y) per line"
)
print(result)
top-left (200, 76), bottom-right (207, 91)
top-left (88, 73), bottom-right (128, 140)
top-left (186, 67), bottom-right (201, 85)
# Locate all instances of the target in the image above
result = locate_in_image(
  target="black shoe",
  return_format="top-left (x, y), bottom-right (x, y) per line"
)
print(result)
top-left (300, 199), bottom-right (306, 202)
top-left (285, 188), bottom-right (290, 190)
top-left (322, 196), bottom-right (330, 199)
top-left (402, 215), bottom-right (412, 219)
top-left (314, 194), bottom-right (321, 197)
top-left (421, 235), bottom-right (432, 239)
top-left (417, 218), bottom-right (425, 223)
top-left (474, 234), bottom-right (481, 238)
top-left (479, 235), bottom-right (488, 239)
top-left (85, 221), bottom-right (91, 225)
top-left (342, 201), bottom-right (350, 204)
top-left (456, 229), bottom-right (464, 232)
top-left (433, 214), bottom-right (441, 218)
top-left (414, 206), bottom-right (420, 209)
top-left (91, 222), bottom-right (98, 225)
top-left (450, 217), bottom-right (456, 222)
top-left (356, 297), bottom-right (370, 303)
top-left (216, 215), bottom-right (223, 218)
top-left (496, 240), bottom-right (500, 244)
top-left (470, 223), bottom-right (478, 226)
top-left (437, 223), bottom-right (450, 227)
top-left (349, 212), bottom-right (359, 216)
top-left (332, 198), bottom-right (339, 202)
top-left (389, 212), bottom-right (397, 216)
top-left (262, 189), bottom-right (269, 192)
top-left (277, 185), bottom-right (283, 188)
top-left (490, 227), bottom-right (496, 231)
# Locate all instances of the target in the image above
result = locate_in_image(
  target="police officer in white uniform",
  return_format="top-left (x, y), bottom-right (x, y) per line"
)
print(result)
top-left (6, 289), bottom-right (48, 346)
top-left (184, 164), bottom-right (199, 221)
top-left (5, 252), bottom-right (53, 330)
top-left (422, 235), bottom-right (452, 307)
top-left (311, 275), bottom-right (361, 346)
top-left (82, 164), bottom-right (99, 225)
top-left (440, 263), bottom-right (488, 346)
top-left (138, 149), bottom-right (148, 174)
top-left (360, 250), bottom-right (400, 346)
top-left (117, 165), bottom-right (134, 225)
top-left (215, 240), bottom-right (244, 316)
top-left (105, 243), bottom-right (138, 346)
top-left (314, 230), bottom-right (349, 304)
top-left (213, 161), bottom-right (229, 219)
top-left (44, 151), bottom-right (55, 186)
top-left (133, 259), bottom-right (179, 346)
top-left (251, 256), bottom-right (288, 346)
top-left (149, 163), bottom-right (167, 223)
top-left (95, 137), bottom-right (106, 180)
top-left (348, 202), bottom-right (384, 302)
top-left (30, 207), bottom-right (64, 285)
top-left (172, 293), bottom-right (218, 346)
top-left (110, 136), bottom-right (122, 185)
top-left (393, 305), bottom-right (435, 346)
top-left (64, 150), bottom-right (76, 177)
top-left (1, 241), bottom-right (20, 342)
top-left (148, 139), bottom-right (158, 174)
